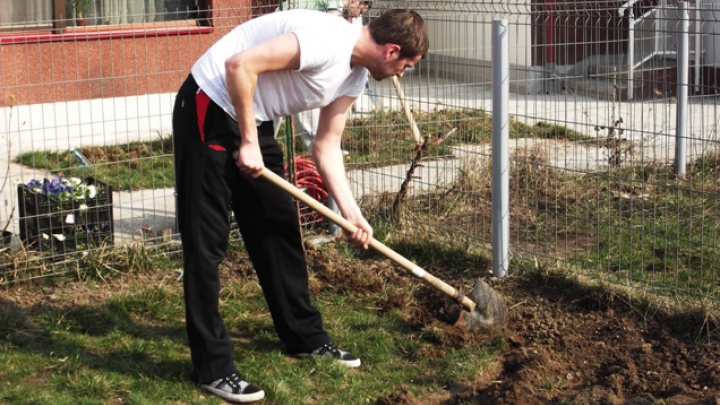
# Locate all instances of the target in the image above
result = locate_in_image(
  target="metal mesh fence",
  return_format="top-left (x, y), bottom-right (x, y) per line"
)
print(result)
top-left (1, 0), bottom-right (719, 310)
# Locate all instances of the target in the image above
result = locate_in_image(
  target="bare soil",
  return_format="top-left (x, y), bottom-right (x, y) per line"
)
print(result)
top-left (301, 244), bottom-right (720, 405)
top-left (4, 241), bottom-right (720, 405)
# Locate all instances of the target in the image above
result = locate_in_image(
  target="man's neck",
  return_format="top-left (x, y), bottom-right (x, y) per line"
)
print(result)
top-left (350, 27), bottom-right (376, 69)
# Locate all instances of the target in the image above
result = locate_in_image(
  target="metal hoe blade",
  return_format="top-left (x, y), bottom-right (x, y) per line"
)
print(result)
top-left (454, 279), bottom-right (505, 332)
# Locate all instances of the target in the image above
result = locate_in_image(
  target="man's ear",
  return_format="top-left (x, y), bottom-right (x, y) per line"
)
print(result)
top-left (383, 43), bottom-right (401, 60)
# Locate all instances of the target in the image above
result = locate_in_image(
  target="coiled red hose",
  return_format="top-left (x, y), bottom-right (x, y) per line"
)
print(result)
top-left (285, 154), bottom-right (328, 223)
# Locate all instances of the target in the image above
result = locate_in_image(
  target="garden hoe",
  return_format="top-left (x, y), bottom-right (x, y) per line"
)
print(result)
top-left (259, 167), bottom-right (505, 333)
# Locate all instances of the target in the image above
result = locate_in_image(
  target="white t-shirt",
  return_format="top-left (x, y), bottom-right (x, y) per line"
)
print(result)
top-left (191, 9), bottom-right (368, 125)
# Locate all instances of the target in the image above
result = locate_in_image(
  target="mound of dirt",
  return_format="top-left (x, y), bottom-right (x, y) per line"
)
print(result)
top-left (375, 271), bottom-right (720, 405)
top-left (472, 277), bottom-right (720, 405)
top-left (303, 246), bottom-right (720, 405)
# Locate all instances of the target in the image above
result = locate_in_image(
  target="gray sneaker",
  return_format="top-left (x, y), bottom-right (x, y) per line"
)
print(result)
top-left (296, 342), bottom-right (361, 368)
top-left (200, 373), bottom-right (265, 403)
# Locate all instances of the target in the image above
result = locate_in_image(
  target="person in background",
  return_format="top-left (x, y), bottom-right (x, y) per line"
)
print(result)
top-left (280, 0), bottom-right (370, 20)
top-left (173, 8), bottom-right (428, 404)
top-left (280, 0), bottom-right (372, 237)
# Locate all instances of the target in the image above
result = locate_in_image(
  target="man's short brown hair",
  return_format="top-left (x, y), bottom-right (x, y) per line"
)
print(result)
top-left (369, 9), bottom-right (429, 60)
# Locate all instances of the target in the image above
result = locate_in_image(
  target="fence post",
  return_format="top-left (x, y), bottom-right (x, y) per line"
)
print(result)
top-left (676, 1), bottom-right (689, 177)
top-left (492, 19), bottom-right (509, 278)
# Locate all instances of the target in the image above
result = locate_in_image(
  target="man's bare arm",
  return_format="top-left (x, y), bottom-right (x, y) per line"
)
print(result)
top-left (225, 33), bottom-right (301, 176)
top-left (313, 96), bottom-right (373, 248)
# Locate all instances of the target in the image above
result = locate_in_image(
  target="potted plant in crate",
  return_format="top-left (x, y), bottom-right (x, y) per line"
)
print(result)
top-left (18, 176), bottom-right (114, 258)
top-left (73, 0), bottom-right (91, 26)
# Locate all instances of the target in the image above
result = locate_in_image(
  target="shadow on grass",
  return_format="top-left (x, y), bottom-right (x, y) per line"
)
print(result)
top-left (356, 238), bottom-right (493, 280)
top-left (511, 268), bottom-right (720, 340)
top-left (0, 297), bottom-right (191, 382)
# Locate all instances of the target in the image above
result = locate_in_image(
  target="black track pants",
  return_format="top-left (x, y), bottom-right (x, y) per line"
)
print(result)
top-left (172, 74), bottom-right (330, 384)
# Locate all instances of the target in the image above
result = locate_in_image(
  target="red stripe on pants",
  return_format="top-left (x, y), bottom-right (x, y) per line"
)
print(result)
top-left (196, 90), bottom-right (211, 142)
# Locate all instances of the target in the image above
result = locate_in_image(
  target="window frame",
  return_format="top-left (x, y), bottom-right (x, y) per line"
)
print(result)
top-left (0, 0), bottom-right (213, 43)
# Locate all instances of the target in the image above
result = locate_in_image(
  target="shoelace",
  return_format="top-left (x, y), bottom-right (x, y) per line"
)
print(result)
top-left (318, 343), bottom-right (342, 356)
top-left (225, 373), bottom-right (244, 390)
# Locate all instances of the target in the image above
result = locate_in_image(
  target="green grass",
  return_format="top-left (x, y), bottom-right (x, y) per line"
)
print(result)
top-left (337, 109), bottom-right (591, 170)
top-left (393, 146), bottom-right (720, 304)
top-left (13, 109), bottom-right (591, 193)
top-left (571, 166), bottom-right (720, 298)
top-left (0, 269), bottom-right (501, 405)
top-left (14, 135), bottom-right (174, 192)
top-left (325, 139), bottom-right (720, 317)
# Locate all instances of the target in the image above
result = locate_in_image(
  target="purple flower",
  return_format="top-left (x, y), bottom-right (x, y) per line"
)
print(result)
top-left (26, 179), bottom-right (41, 190)
top-left (27, 176), bottom-right (91, 201)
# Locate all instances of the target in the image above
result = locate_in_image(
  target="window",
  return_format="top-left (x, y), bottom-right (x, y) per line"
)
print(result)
top-left (67, 0), bottom-right (202, 27)
top-left (0, 1), bottom-right (53, 30)
top-left (0, 0), bottom-right (207, 32)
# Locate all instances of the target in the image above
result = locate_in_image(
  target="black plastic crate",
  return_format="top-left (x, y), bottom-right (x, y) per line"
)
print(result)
top-left (18, 177), bottom-right (114, 257)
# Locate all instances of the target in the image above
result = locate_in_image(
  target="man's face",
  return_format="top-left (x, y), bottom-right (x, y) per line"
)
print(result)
top-left (368, 52), bottom-right (422, 80)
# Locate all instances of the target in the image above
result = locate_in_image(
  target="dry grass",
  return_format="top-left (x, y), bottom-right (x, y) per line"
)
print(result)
top-left (0, 241), bottom-right (180, 285)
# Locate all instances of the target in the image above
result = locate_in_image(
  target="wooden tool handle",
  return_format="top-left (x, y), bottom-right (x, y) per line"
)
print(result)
top-left (391, 76), bottom-right (423, 146)
top-left (260, 168), bottom-right (477, 312)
